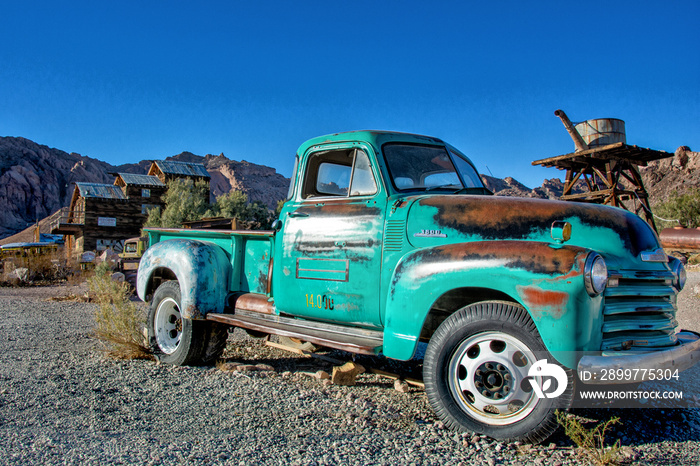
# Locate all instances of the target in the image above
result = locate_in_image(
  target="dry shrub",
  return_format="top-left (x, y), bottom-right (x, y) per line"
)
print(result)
top-left (555, 410), bottom-right (622, 466)
top-left (88, 262), bottom-right (153, 360)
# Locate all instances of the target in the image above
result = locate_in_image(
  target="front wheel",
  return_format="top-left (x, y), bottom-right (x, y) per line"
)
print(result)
top-left (423, 301), bottom-right (573, 444)
top-left (147, 281), bottom-right (227, 365)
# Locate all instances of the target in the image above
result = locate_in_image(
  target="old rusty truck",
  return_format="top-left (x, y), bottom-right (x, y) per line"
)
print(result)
top-left (137, 131), bottom-right (700, 443)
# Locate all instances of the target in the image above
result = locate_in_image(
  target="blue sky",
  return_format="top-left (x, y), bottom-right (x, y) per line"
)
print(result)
top-left (1, 1), bottom-right (698, 189)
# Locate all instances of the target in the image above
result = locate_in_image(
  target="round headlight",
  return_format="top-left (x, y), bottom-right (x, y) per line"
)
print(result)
top-left (670, 257), bottom-right (687, 291)
top-left (584, 253), bottom-right (608, 296)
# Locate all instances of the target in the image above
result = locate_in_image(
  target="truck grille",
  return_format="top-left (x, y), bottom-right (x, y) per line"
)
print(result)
top-left (601, 269), bottom-right (678, 351)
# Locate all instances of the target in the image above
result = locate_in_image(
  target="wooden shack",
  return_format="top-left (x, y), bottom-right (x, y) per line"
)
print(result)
top-left (51, 182), bottom-right (144, 256)
top-left (113, 173), bottom-right (167, 215)
top-left (147, 160), bottom-right (211, 201)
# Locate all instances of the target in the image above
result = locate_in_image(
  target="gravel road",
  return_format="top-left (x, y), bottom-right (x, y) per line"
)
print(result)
top-left (1, 272), bottom-right (699, 466)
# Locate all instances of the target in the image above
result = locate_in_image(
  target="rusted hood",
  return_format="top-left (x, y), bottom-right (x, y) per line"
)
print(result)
top-left (406, 195), bottom-right (659, 261)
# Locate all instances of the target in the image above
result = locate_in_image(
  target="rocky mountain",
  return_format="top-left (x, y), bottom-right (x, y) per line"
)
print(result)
top-left (0, 137), bottom-right (290, 240)
top-left (0, 137), bottom-right (116, 239)
top-left (639, 146), bottom-right (700, 205)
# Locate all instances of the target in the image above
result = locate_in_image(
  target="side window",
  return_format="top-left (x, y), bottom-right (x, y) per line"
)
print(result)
top-left (302, 149), bottom-right (377, 199)
top-left (317, 162), bottom-right (351, 195)
top-left (350, 150), bottom-right (377, 196)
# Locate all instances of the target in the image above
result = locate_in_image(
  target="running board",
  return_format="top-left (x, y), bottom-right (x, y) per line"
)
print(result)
top-left (207, 309), bottom-right (383, 356)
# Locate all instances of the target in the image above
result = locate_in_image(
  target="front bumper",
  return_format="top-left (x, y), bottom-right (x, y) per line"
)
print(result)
top-left (577, 330), bottom-right (700, 384)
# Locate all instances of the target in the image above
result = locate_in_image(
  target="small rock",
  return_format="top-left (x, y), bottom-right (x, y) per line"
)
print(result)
top-left (218, 362), bottom-right (241, 372)
top-left (236, 364), bottom-right (260, 372)
top-left (8, 268), bottom-right (28, 282)
top-left (331, 362), bottom-right (365, 386)
top-left (254, 364), bottom-right (275, 372)
top-left (314, 370), bottom-right (330, 380)
top-left (394, 379), bottom-right (409, 393)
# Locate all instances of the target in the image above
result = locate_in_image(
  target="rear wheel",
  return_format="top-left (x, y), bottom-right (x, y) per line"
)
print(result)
top-left (147, 281), bottom-right (227, 365)
top-left (423, 301), bottom-right (573, 443)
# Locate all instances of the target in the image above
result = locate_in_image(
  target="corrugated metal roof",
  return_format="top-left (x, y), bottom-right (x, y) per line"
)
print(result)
top-left (116, 173), bottom-right (166, 187)
top-left (155, 160), bottom-right (210, 178)
top-left (76, 182), bottom-right (127, 200)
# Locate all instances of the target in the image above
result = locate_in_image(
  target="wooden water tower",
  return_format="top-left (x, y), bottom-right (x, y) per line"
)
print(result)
top-left (532, 110), bottom-right (674, 230)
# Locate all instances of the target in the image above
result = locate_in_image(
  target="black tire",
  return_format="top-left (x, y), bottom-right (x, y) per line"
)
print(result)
top-left (201, 323), bottom-right (229, 364)
top-left (147, 281), bottom-right (227, 366)
top-left (423, 301), bottom-right (573, 444)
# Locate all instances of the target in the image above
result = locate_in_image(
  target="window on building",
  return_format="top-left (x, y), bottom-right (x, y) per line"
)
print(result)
top-left (142, 189), bottom-right (151, 198)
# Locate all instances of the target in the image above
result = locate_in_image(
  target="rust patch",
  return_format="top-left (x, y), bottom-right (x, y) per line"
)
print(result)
top-left (295, 201), bottom-right (382, 217)
top-left (185, 304), bottom-right (202, 320)
top-left (231, 293), bottom-right (274, 314)
top-left (420, 195), bottom-right (658, 256)
top-left (518, 286), bottom-right (569, 319)
top-left (390, 241), bottom-right (586, 300)
top-left (412, 241), bottom-right (585, 276)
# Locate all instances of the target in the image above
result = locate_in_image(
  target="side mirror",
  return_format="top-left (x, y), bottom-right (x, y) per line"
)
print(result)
top-left (271, 219), bottom-right (282, 232)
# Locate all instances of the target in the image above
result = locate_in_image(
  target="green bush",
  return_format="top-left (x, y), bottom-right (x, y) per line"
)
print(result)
top-left (144, 178), bottom-right (273, 229)
top-left (143, 178), bottom-right (211, 229)
top-left (654, 189), bottom-right (700, 230)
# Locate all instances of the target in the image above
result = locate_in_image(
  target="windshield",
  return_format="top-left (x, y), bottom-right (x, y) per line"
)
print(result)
top-left (382, 143), bottom-right (485, 192)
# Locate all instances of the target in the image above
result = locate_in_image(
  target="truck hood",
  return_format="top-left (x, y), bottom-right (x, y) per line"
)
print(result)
top-left (405, 195), bottom-right (661, 268)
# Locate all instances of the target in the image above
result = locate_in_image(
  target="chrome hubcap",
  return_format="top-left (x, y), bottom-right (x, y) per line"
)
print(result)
top-left (448, 331), bottom-right (539, 425)
top-left (154, 297), bottom-right (182, 354)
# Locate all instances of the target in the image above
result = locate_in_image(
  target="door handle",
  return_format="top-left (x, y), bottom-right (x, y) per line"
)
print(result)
top-left (288, 212), bottom-right (309, 218)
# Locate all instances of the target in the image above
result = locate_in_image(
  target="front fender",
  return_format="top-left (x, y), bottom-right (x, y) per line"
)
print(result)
top-left (137, 239), bottom-right (231, 319)
top-left (382, 241), bottom-right (601, 368)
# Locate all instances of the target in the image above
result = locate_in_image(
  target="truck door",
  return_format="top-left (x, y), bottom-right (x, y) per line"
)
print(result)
top-left (274, 146), bottom-right (385, 327)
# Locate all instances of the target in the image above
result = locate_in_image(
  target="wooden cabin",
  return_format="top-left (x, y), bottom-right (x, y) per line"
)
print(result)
top-left (147, 160), bottom-right (211, 201)
top-left (52, 182), bottom-right (144, 256)
top-left (113, 173), bottom-right (167, 214)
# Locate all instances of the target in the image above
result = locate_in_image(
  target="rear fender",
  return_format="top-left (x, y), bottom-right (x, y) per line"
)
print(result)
top-left (382, 241), bottom-right (599, 368)
top-left (137, 239), bottom-right (231, 319)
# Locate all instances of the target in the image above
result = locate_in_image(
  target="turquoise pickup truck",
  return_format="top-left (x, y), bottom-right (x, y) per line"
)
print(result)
top-left (137, 130), bottom-right (699, 443)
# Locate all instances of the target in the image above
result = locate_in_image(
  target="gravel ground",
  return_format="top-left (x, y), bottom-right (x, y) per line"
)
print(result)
top-left (0, 272), bottom-right (699, 466)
